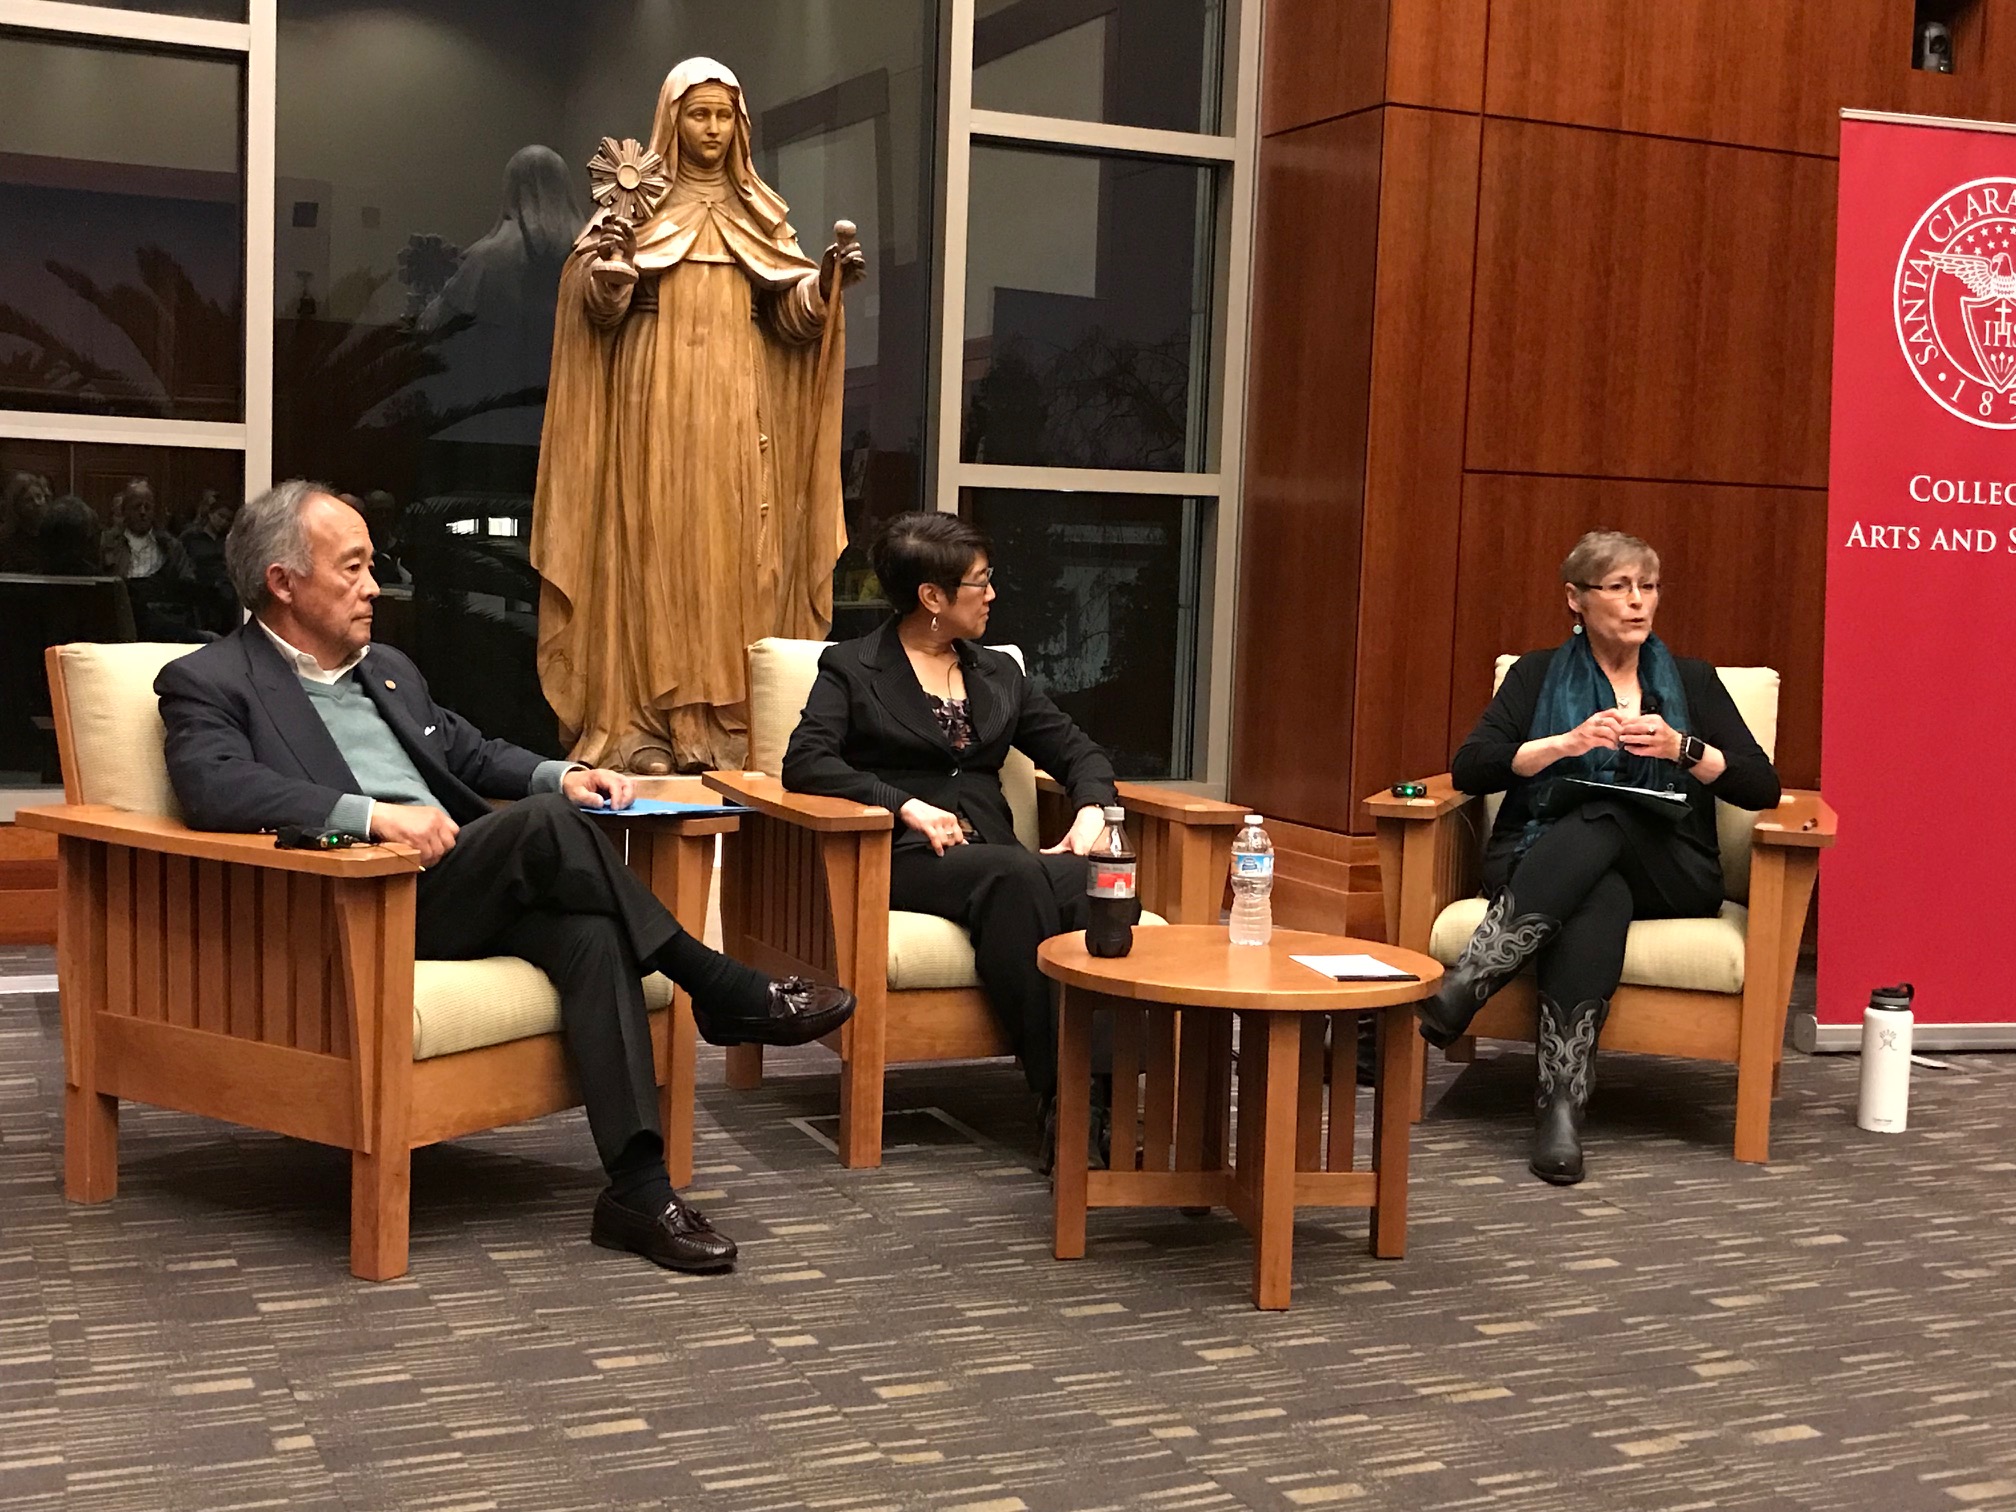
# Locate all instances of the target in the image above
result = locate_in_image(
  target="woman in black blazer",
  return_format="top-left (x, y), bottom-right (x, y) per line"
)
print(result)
top-left (784, 512), bottom-right (1120, 1160)
top-left (1420, 530), bottom-right (1780, 1186)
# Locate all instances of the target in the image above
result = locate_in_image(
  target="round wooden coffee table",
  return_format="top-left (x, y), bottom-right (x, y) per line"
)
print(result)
top-left (1037, 925), bottom-right (1442, 1310)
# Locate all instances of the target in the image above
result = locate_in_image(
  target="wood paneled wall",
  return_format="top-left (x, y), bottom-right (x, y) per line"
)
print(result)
top-left (1235, 0), bottom-right (2013, 839)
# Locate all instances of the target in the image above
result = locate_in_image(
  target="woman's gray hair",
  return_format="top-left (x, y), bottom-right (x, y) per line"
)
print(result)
top-left (226, 479), bottom-right (330, 610)
top-left (1560, 529), bottom-right (1659, 589)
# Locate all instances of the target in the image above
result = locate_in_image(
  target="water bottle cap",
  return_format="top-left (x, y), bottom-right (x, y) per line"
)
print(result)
top-left (1244, 814), bottom-right (1263, 825)
top-left (1868, 982), bottom-right (1915, 1011)
top-left (1102, 805), bottom-right (1125, 821)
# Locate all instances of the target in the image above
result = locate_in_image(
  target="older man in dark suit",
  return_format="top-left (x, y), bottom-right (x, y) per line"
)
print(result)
top-left (154, 480), bottom-right (854, 1272)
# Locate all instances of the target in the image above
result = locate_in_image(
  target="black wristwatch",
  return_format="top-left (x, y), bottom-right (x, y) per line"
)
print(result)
top-left (1678, 734), bottom-right (1707, 771)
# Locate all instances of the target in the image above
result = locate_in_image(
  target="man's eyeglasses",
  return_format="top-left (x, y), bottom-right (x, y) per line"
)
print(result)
top-left (1578, 578), bottom-right (1660, 599)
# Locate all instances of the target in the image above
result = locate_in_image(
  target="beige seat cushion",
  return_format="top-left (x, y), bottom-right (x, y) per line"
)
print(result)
top-left (1428, 896), bottom-right (1749, 996)
top-left (412, 960), bottom-right (675, 1060)
top-left (887, 910), bottom-right (1169, 992)
top-left (52, 642), bottom-right (199, 816)
top-left (53, 642), bottom-right (678, 1062)
top-left (1484, 656), bottom-right (1780, 903)
top-left (747, 636), bottom-right (1040, 850)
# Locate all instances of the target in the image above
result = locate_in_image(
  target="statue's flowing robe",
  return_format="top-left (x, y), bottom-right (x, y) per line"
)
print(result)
top-left (530, 172), bottom-right (846, 771)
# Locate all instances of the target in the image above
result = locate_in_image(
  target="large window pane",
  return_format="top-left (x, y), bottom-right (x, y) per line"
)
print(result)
top-left (1, 441), bottom-right (245, 787)
top-left (0, 35), bottom-right (245, 421)
top-left (276, 0), bottom-right (938, 753)
top-left (974, 0), bottom-right (1225, 135)
top-left (965, 489), bottom-right (1198, 779)
top-left (963, 146), bottom-right (1215, 472)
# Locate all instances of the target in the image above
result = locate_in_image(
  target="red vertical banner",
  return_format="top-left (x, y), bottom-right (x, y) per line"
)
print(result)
top-left (1823, 113), bottom-right (2016, 1038)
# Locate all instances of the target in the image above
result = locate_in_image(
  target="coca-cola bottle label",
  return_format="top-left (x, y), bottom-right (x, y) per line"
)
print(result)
top-left (1090, 860), bottom-right (1138, 899)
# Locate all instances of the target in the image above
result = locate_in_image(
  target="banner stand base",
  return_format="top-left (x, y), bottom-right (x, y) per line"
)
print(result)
top-left (1795, 1013), bottom-right (2016, 1053)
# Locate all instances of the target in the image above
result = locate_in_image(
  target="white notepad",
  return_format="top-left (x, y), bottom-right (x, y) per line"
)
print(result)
top-left (1291, 953), bottom-right (1419, 982)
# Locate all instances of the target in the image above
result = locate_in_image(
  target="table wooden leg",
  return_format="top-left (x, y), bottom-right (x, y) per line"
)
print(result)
top-left (1053, 985), bottom-right (1093, 1260)
top-left (1371, 1003), bottom-right (1418, 1259)
top-left (1204, 1011), bottom-right (1233, 1169)
top-left (1326, 1013), bottom-right (1357, 1173)
top-left (1143, 1008), bottom-right (1178, 1174)
top-left (1296, 1016), bottom-right (1327, 1171)
top-left (1241, 1010), bottom-right (1301, 1310)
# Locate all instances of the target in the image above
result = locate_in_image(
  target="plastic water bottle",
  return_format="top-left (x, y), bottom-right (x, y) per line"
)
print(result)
top-left (1228, 813), bottom-right (1274, 946)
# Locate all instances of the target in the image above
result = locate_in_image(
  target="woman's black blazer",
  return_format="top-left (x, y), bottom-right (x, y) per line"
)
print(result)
top-left (782, 618), bottom-right (1119, 854)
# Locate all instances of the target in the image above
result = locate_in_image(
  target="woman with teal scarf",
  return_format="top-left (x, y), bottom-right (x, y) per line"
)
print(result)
top-left (1415, 531), bottom-right (1780, 1185)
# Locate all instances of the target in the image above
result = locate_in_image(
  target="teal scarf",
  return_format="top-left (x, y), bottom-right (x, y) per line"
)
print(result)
top-left (1517, 631), bottom-right (1692, 857)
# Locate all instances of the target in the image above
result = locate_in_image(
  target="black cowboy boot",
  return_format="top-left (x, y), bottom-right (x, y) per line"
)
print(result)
top-left (1414, 890), bottom-right (1561, 1048)
top-left (1530, 994), bottom-right (1608, 1185)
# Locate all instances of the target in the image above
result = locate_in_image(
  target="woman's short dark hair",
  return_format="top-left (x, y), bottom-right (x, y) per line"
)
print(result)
top-left (869, 511), bottom-right (990, 614)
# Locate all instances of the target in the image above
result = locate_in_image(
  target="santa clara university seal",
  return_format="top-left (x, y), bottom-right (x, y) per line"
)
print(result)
top-left (1896, 177), bottom-right (2016, 429)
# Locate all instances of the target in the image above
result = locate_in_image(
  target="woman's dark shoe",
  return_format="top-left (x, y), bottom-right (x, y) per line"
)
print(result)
top-left (1035, 1076), bottom-right (1113, 1176)
top-left (590, 1189), bottom-right (739, 1272)
top-left (1415, 891), bottom-right (1562, 1048)
top-left (1355, 1013), bottom-right (1379, 1087)
top-left (1529, 994), bottom-right (1607, 1185)
top-left (693, 977), bottom-right (856, 1047)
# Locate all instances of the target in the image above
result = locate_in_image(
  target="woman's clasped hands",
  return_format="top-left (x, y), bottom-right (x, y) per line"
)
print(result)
top-left (1559, 709), bottom-right (1681, 762)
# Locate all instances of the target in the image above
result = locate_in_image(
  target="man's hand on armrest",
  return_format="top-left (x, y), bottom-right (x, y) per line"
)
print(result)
top-left (561, 766), bottom-right (634, 810)
top-left (371, 803), bottom-right (459, 866)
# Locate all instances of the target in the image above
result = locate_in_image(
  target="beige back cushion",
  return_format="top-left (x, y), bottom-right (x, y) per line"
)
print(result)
top-left (745, 636), bottom-right (1039, 851)
top-left (1482, 655), bottom-right (1780, 903)
top-left (52, 642), bottom-right (199, 818)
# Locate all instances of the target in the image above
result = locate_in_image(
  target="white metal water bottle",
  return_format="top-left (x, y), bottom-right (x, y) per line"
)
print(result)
top-left (1856, 983), bottom-right (1915, 1133)
top-left (1228, 813), bottom-right (1274, 946)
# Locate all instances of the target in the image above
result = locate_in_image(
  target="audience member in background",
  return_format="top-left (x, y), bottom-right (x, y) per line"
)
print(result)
top-left (361, 489), bottom-right (409, 586)
top-left (100, 479), bottom-right (188, 582)
top-left (102, 478), bottom-right (204, 639)
top-left (155, 480), bottom-right (855, 1272)
top-left (180, 490), bottom-right (240, 631)
top-left (782, 511), bottom-right (1122, 1171)
top-left (0, 470), bottom-right (52, 572)
top-left (1417, 530), bottom-right (1780, 1185)
top-left (37, 496), bottom-right (111, 578)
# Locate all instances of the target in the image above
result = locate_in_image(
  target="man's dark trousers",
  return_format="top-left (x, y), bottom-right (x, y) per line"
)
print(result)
top-left (412, 792), bottom-right (679, 1168)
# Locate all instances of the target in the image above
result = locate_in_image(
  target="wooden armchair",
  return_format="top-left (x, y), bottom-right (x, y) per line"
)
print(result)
top-left (704, 636), bottom-right (1246, 1167)
top-left (1366, 661), bottom-right (1836, 1164)
top-left (18, 643), bottom-right (723, 1280)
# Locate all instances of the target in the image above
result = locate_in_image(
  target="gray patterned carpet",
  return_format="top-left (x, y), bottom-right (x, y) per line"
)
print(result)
top-left (4, 943), bottom-right (2015, 1512)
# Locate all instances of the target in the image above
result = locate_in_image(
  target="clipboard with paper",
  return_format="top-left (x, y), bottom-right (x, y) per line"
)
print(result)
top-left (1557, 776), bottom-right (1689, 821)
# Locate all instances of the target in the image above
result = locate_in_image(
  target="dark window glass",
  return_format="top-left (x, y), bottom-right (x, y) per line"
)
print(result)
top-left (1, 441), bottom-right (245, 787)
top-left (964, 489), bottom-right (1199, 779)
top-left (275, 0), bottom-right (938, 754)
top-left (65, 1), bottom-right (248, 18)
top-left (973, 0), bottom-right (1225, 135)
top-left (963, 146), bottom-right (1215, 473)
top-left (0, 35), bottom-right (244, 421)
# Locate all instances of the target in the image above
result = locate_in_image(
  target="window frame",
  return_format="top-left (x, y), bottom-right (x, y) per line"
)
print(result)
top-left (930, 0), bottom-right (1259, 789)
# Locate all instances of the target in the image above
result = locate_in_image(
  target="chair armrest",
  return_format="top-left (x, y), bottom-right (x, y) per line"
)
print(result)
top-left (701, 771), bottom-right (892, 832)
top-left (1363, 773), bottom-right (1474, 822)
top-left (1751, 789), bottom-right (1837, 849)
top-left (13, 804), bottom-right (420, 876)
top-left (1113, 782), bottom-right (1247, 828)
top-left (1031, 771), bottom-right (1245, 828)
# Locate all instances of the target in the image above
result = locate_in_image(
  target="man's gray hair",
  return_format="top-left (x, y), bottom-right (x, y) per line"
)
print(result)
top-left (226, 479), bottom-right (332, 610)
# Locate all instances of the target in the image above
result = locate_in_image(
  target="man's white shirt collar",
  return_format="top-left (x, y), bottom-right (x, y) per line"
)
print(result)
top-left (257, 619), bottom-right (368, 686)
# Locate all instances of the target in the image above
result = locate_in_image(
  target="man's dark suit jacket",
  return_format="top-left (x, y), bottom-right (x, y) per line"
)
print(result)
top-left (782, 618), bottom-right (1118, 855)
top-left (154, 621), bottom-right (547, 833)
